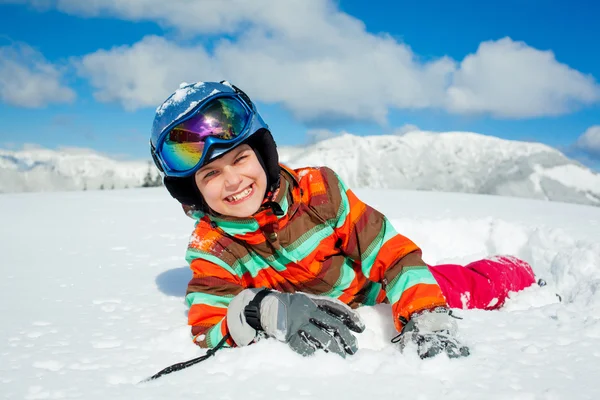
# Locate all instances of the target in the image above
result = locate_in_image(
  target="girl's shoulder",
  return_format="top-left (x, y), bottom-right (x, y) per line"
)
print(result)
top-left (187, 218), bottom-right (225, 253)
top-left (285, 165), bottom-right (345, 220)
top-left (285, 165), bottom-right (342, 196)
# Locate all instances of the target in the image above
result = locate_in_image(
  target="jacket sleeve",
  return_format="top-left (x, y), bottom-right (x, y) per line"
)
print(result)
top-left (184, 244), bottom-right (243, 348)
top-left (321, 167), bottom-right (447, 332)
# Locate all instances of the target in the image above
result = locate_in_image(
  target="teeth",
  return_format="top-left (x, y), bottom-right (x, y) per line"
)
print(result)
top-left (228, 186), bottom-right (252, 202)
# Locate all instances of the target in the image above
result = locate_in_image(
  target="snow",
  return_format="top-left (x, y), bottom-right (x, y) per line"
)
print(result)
top-left (537, 163), bottom-right (600, 193)
top-left (155, 82), bottom-right (206, 115)
top-left (2, 188), bottom-right (600, 399)
top-left (278, 131), bottom-right (600, 207)
top-left (0, 147), bottom-right (159, 192)
top-left (3, 131), bottom-right (600, 208)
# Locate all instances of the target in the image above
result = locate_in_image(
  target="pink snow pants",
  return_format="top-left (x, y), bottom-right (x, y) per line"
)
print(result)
top-left (429, 256), bottom-right (536, 310)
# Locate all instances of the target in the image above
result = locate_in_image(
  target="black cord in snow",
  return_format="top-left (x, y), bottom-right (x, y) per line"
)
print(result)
top-left (139, 333), bottom-right (231, 383)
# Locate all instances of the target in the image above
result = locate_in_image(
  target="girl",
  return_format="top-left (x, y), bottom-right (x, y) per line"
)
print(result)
top-left (150, 81), bottom-right (537, 359)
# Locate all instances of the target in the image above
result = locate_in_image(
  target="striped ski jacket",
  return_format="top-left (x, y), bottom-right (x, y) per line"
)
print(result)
top-left (184, 165), bottom-right (447, 348)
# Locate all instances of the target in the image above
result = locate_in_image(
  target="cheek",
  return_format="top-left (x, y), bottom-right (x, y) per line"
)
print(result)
top-left (248, 161), bottom-right (267, 184)
top-left (196, 178), bottom-right (220, 203)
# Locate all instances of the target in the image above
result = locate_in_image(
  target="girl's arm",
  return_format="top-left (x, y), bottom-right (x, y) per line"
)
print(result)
top-left (184, 249), bottom-right (242, 348)
top-left (322, 167), bottom-right (447, 332)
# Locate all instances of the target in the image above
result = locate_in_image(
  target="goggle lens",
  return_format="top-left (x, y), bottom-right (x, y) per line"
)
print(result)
top-left (159, 97), bottom-right (250, 172)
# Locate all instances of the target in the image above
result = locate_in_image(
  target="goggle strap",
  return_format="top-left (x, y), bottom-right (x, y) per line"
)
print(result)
top-left (228, 82), bottom-right (253, 111)
top-left (150, 141), bottom-right (165, 173)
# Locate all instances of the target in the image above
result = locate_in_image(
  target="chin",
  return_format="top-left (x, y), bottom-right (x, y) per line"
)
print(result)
top-left (215, 199), bottom-right (260, 218)
top-left (227, 207), bottom-right (259, 218)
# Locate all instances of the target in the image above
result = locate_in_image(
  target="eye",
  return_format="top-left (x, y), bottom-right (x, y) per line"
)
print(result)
top-left (203, 170), bottom-right (218, 179)
top-left (234, 154), bottom-right (248, 164)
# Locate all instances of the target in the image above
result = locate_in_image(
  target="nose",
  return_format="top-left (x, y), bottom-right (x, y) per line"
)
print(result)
top-left (222, 165), bottom-right (242, 188)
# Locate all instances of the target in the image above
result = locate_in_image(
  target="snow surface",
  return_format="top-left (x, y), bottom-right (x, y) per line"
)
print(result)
top-left (2, 188), bottom-right (600, 399)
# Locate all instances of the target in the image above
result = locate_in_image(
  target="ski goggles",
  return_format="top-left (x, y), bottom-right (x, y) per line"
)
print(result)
top-left (151, 90), bottom-right (267, 178)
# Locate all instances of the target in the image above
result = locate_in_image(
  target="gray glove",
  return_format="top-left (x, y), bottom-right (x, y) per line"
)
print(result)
top-left (393, 307), bottom-right (470, 359)
top-left (227, 288), bottom-right (365, 358)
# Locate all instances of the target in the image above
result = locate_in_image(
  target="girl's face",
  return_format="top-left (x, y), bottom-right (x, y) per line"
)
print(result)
top-left (195, 144), bottom-right (267, 218)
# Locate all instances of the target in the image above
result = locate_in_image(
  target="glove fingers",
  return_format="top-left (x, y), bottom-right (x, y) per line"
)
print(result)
top-left (316, 302), bottom-right (365, 333)
top-left (304, 293), bottom-right (365, 332)
top-left (299, 325), bottom-right (346, 358)
top-left (414, 333), bottom-right (470, 359)
top-left (310, 312), bottom-right (359, 355)
top-left (441, 335), bottom-right (470, 358)
top-left (288, 333), bottom-right (316, 357)
top-left (416, 334), bottom-right (444, 359)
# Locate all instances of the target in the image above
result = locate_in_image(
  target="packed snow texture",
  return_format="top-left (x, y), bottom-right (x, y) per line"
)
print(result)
top-left (2, 187), bottom-right (600, 399)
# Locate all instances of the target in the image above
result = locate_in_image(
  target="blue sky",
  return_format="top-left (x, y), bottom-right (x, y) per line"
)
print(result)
top-left (0, 0), bottom-right (599, 169)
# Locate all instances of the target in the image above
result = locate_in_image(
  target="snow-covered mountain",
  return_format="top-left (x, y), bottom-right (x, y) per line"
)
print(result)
top-left (279, 131), bottom-right (600, 207)
top-left (0, 147), bottom-right (161, 193)
top-left (2, 131), bottom-right (599, 207)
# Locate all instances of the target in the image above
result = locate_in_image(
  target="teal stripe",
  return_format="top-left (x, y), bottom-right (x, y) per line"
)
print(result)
top-left (264, 250), bottom-right (291, 271)
top-left (279, 192), bottom-right (289, 216)
top-left (360, 220), bottom-right (398, 278)
top-left (185, 247), bottom-right (241, 277)
top-left (240, 250), bottom-right (282, 276)
top-left (185, 292), bottom-right (233, 308)
top-left (333, 259), bottom-right (356, 292)
top-left (362, 218), bottom-right (398, 262)
top-left (206, 320), bottom-right (231, 348)
top-left (211, 218), bottom-right (259, 236)
top-left (319, 258), bottom-right (356, 297)
top-left (386, 266), bottom-right (439, 305)
top-left (286, 224), bottom-right (334, 261)
top-left (334, 177), bottom-right (350, 229)
top-left (363, 282), bottom-right (383, 306)
top-left (360, 224), bottom-right (385, 276)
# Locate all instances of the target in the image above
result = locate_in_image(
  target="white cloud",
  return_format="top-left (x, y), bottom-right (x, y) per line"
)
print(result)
top-left (1, 142), bottom-right (18, 150)
top-left (49, 0), bottom-right (344, 36)
top-left (57, 0), bottom-right (599, 121)
top-left (446, 38), bottom-right (600, 117)
top-left (0, 43), bottom-right (76, 107)
top-left (393, 124), bottom-right (421, 135)
top-left (75, 36), bottom-right (220, 110)
top-left (575, 126), bottom-right (600, 159)
top-left (21, 142), bottom-right (46, 150)
top-left (306, 129), bottom-right (342, 144)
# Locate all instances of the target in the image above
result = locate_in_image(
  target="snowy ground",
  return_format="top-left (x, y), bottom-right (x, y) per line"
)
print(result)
top-left (2, 188), bottom-right (600, 399)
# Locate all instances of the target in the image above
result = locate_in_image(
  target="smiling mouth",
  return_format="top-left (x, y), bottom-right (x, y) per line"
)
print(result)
top-left (225, 184), bottom-right (255, 204)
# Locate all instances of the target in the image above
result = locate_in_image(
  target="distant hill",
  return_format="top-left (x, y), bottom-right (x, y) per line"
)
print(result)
top-left (279, 131), bottom-right (600, 207)
top-left (2, 131), bottom-right (599, 207)
top-left (0, 147), bottom-right (160, 193)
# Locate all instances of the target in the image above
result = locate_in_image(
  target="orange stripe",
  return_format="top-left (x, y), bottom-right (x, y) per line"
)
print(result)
top-left (188, 303), bottom-right (227, 326)
top-left (219, 317), bottom-right (236, 346)
top-left (342, 263), bottom-right (368, 299)
top-left (190, 259), bottom-right (239, 282)
top-left (368, 235), bottom-right (420, 282)
top-left (189, 228), bottom-right (222, 252)
top-left (336, 191), bottom-right (367, 249)
top-left (233, 231), bottom-right (266, 245)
